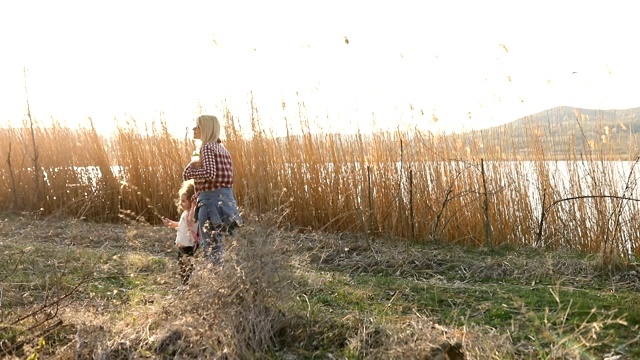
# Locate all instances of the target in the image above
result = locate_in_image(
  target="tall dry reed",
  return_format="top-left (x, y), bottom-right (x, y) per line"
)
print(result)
top-left (111, 116), bottom-right (192, 223)
top-left (2, 105), bottom-right (640, 266)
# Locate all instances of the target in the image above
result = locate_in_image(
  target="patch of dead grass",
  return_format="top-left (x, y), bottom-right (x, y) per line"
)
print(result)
top-left (2, 212), bottom-right (639, 359)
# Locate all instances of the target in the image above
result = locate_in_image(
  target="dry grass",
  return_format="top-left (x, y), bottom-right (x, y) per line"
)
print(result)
top-left (2, 212), bottom-right (639, 359)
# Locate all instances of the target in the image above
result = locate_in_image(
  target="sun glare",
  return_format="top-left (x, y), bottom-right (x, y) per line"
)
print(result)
top-left (1, 1), bottom-right (639, 138)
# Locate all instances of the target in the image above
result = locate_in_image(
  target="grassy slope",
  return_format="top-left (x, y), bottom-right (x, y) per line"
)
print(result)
top-left (1, 212), bottom-right (639, 359)
top-left (464, 106), bottom-right (640, 159)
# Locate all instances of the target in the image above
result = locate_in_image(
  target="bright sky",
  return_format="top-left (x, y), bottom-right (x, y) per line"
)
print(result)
top-left (0, 1), bottom-right (638, 137)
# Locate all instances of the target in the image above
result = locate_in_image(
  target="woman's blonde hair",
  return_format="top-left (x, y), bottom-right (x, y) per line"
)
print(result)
top-left (197, 115), bottom-right (221, 146)
top-left (176, 180), bottom-right (195, 212)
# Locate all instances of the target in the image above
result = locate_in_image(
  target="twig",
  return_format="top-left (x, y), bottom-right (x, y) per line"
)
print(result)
top-left (23, 67), bottom-right (42, 207)
top-left (480, 158), bottom-right (493, 248)
top-left (4, 319), bottom-right (64, 354)
top-left (384, 290), bottom-right (401, 312)
top-left (5, 142), bottom-right (20, 209)
top-left (0, 250), bottom-right (27, 283)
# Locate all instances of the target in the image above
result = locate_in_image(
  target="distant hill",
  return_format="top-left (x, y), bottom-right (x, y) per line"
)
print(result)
top-left (467, 106), bottom-right (640, 159)
top-left (505, 106), bottom-right (640, 134)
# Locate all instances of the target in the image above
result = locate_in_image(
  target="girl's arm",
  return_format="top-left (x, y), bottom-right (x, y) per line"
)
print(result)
top-left (162, 217), bottom-right (179, 229)
top-left (187, 202), bottom-right (200, 243)
top-left (188, 200), bottom-right (197, 225)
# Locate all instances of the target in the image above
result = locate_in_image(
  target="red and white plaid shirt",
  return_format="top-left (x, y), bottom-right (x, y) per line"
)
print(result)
top-left (183, 140), bottom-right (234, 195)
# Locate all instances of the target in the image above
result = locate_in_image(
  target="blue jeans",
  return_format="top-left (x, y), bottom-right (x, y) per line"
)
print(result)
top-left (196, 188), bottom-right (242, 263)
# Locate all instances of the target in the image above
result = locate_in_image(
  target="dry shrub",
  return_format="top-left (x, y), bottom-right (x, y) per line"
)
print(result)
top-left (364, 318), bottom-right (509, 360)
top-left (81, 216), bottom-right (298, 359)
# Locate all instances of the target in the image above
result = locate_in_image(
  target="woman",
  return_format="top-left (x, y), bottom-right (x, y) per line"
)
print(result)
top-left (183, 115), bottom-right (242, 264)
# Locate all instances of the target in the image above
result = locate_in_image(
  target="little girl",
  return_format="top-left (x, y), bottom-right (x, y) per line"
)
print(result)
top-left (162, 180), bottom-right (199, 285)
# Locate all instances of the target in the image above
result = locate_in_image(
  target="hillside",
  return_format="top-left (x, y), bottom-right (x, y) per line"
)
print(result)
top-left (466, 106), bottom-right (640, 159)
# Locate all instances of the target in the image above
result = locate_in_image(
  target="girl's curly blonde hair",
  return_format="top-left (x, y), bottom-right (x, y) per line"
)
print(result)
top-left (176, 180), bottom-right (195, 212)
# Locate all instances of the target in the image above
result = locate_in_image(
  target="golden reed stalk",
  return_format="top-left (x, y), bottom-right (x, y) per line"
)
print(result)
top-left (2, 106), bottom-right (639, 266)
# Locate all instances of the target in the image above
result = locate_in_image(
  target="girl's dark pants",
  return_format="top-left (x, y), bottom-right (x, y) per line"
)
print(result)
top-left (177, 246), bottom-right (196, 284)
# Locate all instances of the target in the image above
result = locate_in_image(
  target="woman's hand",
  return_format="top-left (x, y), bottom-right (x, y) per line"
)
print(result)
top-left (189, 160), bottom-right (202, 169)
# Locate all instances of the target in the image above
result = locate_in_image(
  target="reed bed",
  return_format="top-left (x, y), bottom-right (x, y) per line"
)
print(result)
top-left (2, 106), bottom-right (640, 267)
